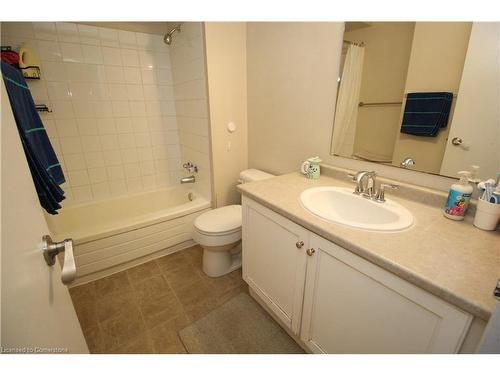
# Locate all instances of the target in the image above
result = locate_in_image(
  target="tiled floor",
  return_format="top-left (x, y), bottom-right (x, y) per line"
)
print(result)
top-left (69, 245), bottom-right (248, 353)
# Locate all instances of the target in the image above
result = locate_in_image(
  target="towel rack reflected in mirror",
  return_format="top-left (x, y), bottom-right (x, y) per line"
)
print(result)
top-left (359, 94), bottom-right (457, 107)
top-left (359, 101), bottom-right (402, 107)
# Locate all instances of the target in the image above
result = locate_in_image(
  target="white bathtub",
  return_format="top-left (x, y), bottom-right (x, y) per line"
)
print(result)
top-left (46, 187), bottom-right (211, 285)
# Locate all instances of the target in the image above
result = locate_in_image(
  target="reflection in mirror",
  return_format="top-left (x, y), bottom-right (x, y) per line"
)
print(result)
top-left (330, 22), bottom-right (500, 180)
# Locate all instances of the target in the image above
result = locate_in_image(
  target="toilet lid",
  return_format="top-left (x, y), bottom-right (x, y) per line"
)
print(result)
top-left (194, 205), bottom-right (242, 234)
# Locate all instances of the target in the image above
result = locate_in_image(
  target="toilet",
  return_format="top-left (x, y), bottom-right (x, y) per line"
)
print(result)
top-left (193, 169), bottom-right (274, 277)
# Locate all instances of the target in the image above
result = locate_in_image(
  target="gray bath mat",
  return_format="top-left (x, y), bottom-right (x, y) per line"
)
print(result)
top-left (178, 293), bottom-right (304, 354)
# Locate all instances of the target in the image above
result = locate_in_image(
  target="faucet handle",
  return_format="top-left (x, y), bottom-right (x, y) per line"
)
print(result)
top-left (347, 172), bottom-right (363, 194)
top-left (374, 183), bottom-right (398, 203)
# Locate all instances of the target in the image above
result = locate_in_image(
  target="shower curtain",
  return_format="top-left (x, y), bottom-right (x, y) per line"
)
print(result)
top-left (331, 44), bottom-right (365, 157)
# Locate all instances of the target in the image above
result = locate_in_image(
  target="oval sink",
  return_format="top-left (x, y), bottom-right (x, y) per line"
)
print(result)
top-left (300, 186), bottom-right (413, 232)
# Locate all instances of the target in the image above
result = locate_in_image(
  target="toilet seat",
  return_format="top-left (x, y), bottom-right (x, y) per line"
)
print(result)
top-left (193, 205), bottom-right (242, 247)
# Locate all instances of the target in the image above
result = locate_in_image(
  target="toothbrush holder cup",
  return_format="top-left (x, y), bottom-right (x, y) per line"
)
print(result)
top-left (473, 199), bottom-right (500, 231)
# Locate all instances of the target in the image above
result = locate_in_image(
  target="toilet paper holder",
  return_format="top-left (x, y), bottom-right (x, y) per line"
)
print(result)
top-left (42, 235), bottom-right (76, 285)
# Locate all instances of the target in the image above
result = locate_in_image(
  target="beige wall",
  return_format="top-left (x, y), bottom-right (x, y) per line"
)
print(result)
top-left (348, 22), bottom-right (415, 162)
top-left (391, 22), bottom-right (472, 173)
top-left (247, 22), bottom-right (343, 174)
top-left (205, 22), bottom-right (248, 207)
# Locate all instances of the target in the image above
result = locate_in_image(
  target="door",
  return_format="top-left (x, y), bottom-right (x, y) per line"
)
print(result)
top-left (1, 82), bottom-right (88, 353)
top-left (300, 233), bottom-right (472, 354)
top-left (440, 22), bottom-right (500, 179)
top-left (242, 197), bottom-right (308, 334)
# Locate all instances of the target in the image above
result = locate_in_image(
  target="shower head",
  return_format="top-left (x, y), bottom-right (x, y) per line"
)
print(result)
top-left (164, 24), bottom-right (181, 45)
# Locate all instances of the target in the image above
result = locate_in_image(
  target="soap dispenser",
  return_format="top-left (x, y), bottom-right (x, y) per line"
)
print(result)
top-left (444, 171), bottom-right (473, 220)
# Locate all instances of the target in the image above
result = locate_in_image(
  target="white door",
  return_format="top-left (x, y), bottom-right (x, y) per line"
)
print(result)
top-left (440, 22), bottom-right (500, 179)
top-left (242, 197), bottom-right (308, 334)
top-left (1, 82), bottom-right (88, 353)
top-left (300, 233), bottom-right (472, 354)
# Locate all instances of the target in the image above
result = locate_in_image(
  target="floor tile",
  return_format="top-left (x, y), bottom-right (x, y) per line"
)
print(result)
top-left (163, 263), bottom-right (203, 291)
top-left (149, 315), bottom-right (190, 354)
top-left (73, 301), bottom-right (99, 332)
top-left (183, 245), bottom-right (203, 268)
top-left (96, 289), bottom-right (138, 323)
top-left (126, 260), bottom-right (162, 285)
top-left (71, 245), bottom-right (250, 354)
top-left (138, 290), bottom-right (185, 329)
top-left (109, 332), bottom-right (155, 354)
top-left (156, 251), bottom-right (192, 273)
top-left (82, 325), bottom-right (104, 354)
top-left (132, 273), bottom-right (172, 301)
top-left (94, 270), bottom-right (132, 297)
top-left (99, 306), bottom-right (146, 352)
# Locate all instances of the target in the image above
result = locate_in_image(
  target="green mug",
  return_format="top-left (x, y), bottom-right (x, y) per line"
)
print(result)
top-left (300, 157), bottom-right (322, 179)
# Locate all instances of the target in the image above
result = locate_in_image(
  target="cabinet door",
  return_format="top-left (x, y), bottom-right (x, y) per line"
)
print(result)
top-left (242, 197), bottom-right (309, 334)
top-left (301, 234), bottom-right (472, 353)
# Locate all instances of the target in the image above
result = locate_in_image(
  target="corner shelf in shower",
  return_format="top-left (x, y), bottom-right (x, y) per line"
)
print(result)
top-left (35, 104), bottom-right (52, 113)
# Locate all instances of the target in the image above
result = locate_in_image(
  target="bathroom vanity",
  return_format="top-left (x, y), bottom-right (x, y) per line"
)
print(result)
top-left (238, 170), bottom-right (499, 354)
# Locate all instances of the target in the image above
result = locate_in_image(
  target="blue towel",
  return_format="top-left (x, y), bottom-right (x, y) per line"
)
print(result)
top-left (1, 61), bottom-right (65, 214)
top-left (400, 92), bottom-right (453, 137)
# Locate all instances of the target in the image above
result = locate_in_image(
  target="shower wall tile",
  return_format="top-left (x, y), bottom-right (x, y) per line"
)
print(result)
top-left (170, 22), bottom-right (212, 199)
top-left (77, 24), bottom-right (100, 46)
top-left (1, 22), bottom-right (185, 206)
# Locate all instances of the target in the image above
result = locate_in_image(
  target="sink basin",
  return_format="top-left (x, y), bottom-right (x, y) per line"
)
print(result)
top-left (300, 186), bottom-right (413, 232)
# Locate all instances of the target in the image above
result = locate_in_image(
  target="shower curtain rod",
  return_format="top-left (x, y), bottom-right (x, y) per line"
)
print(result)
top-left (343, 39), bottom-right (364, 46)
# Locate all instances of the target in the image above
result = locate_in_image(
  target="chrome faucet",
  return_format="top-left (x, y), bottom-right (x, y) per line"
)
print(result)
top-left (349, 171), bottom-right (376, 197)
top-left (349, 170), bottom-right (400, 203)
top-left (180, 175), bottom-right (195, 184)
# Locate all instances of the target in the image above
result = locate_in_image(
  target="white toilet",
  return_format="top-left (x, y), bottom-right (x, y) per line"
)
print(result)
top-left (193, 169), bottom-right (274, 277)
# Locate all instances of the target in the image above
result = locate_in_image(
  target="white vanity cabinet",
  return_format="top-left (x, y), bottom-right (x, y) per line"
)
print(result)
top-left (300, 234), bottom-right (472, 353)
top-left (242, 197), bottom-right (473, 353)
top-left (242, 197), bottom-right (309, 334)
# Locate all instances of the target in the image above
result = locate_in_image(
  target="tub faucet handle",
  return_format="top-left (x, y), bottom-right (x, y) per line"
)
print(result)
top-left (183, 162), bottom-right (198, 173)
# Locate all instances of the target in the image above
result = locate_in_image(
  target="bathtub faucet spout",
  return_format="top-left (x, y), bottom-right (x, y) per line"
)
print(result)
top-left (180, 175), bottom-right (196, 184)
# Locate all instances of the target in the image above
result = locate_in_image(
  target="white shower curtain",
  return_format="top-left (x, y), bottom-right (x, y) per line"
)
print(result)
top-left (332, 44), bottom-right (365, 157)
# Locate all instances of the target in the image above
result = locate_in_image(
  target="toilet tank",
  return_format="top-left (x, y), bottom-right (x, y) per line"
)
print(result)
top-left (238, 169), bottom-right (274, 184)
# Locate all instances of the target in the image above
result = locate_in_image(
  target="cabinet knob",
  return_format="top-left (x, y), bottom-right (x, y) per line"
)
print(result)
top-left (296, 241), bottom-right (304, 249)
top-left (306, 248), bottom-right (316, 256)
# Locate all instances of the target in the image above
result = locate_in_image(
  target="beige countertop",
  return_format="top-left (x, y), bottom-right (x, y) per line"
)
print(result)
top-left (238, 171), bottom-right (500, 321)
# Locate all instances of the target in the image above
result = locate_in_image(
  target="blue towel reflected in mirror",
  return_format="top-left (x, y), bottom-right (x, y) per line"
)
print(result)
top-left (400, 92), bottom-right (453, 137)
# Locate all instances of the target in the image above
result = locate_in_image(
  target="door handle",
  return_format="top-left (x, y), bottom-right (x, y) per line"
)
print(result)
top-left (451, 137), bottom-right (470, 150)
top-left (42, 235), bottom-right (76, 285)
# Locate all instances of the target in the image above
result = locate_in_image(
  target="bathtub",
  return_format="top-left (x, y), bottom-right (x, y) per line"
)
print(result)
top-left (46, 187), bottom-right (211, 285)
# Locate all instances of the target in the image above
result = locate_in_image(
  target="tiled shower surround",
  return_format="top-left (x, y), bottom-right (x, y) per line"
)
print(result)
top-left (0, 22), bottom-right (211, 205)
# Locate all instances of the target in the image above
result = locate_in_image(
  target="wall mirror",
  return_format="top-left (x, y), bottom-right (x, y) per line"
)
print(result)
top-left (330, 22), bottom-right (499, 180)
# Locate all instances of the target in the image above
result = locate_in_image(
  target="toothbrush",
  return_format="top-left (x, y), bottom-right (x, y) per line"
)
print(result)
top-left (482, 183), bottom-right (493, 202)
